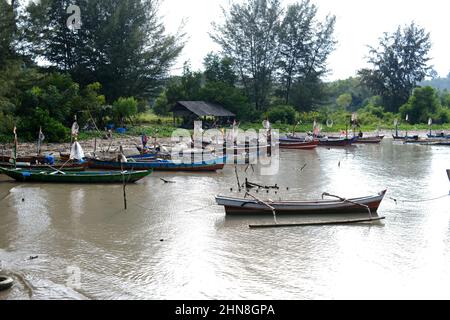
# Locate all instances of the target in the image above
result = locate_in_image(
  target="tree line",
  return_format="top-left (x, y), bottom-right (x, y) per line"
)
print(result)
top-left (0, 0), bottom-right (448, 142)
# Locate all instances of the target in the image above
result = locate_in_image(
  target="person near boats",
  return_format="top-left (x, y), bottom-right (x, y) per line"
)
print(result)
top-left (141, 133), bottom-right (149, 149)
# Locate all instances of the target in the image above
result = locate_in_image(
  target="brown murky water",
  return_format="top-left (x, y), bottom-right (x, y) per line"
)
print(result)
top-left (1, 139), bottom-right (449, 300)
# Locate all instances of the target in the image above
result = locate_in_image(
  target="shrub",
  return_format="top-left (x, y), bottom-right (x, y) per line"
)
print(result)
top-left (267, 105), bottom-right (297, 125)
top-left (113, 97), bottom-right (138, 125)
top-left (18, 108), bottom-right (69, 142)
top-left (433, 106), bottom-right (450, 124)
top-left (153, 92), bottom-right (171, 116)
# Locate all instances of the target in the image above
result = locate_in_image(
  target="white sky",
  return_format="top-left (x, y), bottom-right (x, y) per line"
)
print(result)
top-left (160, 0), bottom-right (450, 80)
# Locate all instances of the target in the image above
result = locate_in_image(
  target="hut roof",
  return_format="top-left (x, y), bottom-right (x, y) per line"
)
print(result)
top-left (173, 101), bottom-right (235, 117)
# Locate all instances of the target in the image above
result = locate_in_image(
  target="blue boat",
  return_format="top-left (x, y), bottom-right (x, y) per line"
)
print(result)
top-left (88, 157), bottom-right (226, 172)
top-left (427, 133), bottom-right (450, 139)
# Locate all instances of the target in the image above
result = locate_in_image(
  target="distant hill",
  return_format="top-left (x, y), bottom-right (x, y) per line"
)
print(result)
top-left (420, 74), bottom-right (450, 91)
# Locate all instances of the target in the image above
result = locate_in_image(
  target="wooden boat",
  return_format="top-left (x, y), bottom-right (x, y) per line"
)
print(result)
top-left (216, 190), bottom-right (387, 215)
top-left (427, 133), bottom-right (450, 139)
top-left (0, 161), bottom-right (87, 171)
top-left (280, 140), bottom-right (319, 150)
top-left (0, 155), bottom-right (48, 163)
top-left (404, 138), bottom-right (450, 146)
top-left (88, 157), bottom-right (226, 172)
top-left (318, 136), bottom-right (358, 147)
top-left (392, 134), bottom-right (418, 141)
top-left (0, 167), bottom-right (152, 183)
top-left (353, 135), bottom-right (385, 144)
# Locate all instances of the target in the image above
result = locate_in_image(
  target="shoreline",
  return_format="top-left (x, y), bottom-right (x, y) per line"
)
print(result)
top-left (0, 129), bottom-right (444, 158)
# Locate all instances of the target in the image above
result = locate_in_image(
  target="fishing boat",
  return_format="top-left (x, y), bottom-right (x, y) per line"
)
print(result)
top-left (318, 136), bottom-right (358, 147)
top-left (353, 135), bottom-right (385, 144)
top-left (392, 134), bottom-right (419, 141)
top-left (215, 190), bottom-right (387, 215)
top-left (0, 155), bottom-right (49, 163)
top-left (88, 157), bottom-right (226, 172)
top-left (280, 140), bottom-right (319, 150)
top-left (404, 138), bottom-right (450, 146)
top-left (427, 132), bottom-right (450, 139)
top-left (0, 167), bottom-right (152, 183)
top-left (0, 161), bottom-right (87, 171)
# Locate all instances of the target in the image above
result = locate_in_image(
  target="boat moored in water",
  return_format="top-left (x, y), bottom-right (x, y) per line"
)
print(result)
top-left (279, 138), bottom-right (319, 150)
top-left (216, 190), bottom-right (387, 215)
top-left (0, 167), bottom-right (152, 183)
top-left (353, 135), bottom-right (385, 144)
top-left (88, 157), bottom-right (226, 172)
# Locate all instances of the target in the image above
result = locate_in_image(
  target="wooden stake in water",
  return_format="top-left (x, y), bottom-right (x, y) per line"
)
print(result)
top-left (120, 146), bottom-right (127, 211)
top-left (234, 166), bottom-right (241, 192)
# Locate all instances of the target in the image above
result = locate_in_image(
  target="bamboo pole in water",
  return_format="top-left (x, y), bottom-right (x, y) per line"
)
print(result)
top-left (120, 146), bottom-right (127, 211)
top-left (249, 217), bottom-right (385, 229)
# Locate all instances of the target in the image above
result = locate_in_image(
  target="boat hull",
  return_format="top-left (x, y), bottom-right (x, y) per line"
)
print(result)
top-left (447, 169), bottom-right (450, 181)
top-left (88, 158), bottom-right (225, 172)
top-left (216, 190), bottom-right (387, 215)
top-left (0, 162), bottom-right (87, 171)
top-left (318, 137), bottom-right (358, 146)
top-left (280, 140), bottom-right (319, 150)
top-left (0, 168), bottom-right (152, 183)
top-left (353, 136), bottom-right (384, 144)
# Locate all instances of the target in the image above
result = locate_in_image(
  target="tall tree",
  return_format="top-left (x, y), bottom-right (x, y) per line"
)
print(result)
top-left (203, 52), bottom-right (237, 86)
top-left (211, 0), bottom-right (282, 111)
top-left (278, 0), bottom-right (336, 106)
top-left (0, 0), bottom-right (17, 66)
top-left (22, 0), bottom-right (184, 102)
top-left (358, 22), bottom-right (433, 113)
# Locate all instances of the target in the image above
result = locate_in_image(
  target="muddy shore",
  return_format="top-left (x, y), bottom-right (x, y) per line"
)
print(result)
top-left (0, 129), bottom-right (439, 158)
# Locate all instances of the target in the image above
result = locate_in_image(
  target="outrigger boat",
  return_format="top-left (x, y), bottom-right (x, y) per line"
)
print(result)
top-left (427, 132), bottom-right (450, 139)
top-left (215, 190), bottom-right (387, 215)
top-left (281, 135), bottom-right (357, 147)
top-left (318, 136), bottom-right (358, 147)
top-left (0, 155), bottom-right (48, 163)
top-left (353, 135), bottom-right (385, 144)
top-left (88, 157), bottom-right (226, 172)
top-left (0, 161), bottom-right (87, 171)
top-left (279, 139), bottom-right (319, 150)
top-left (0, 167), bottom-right (152, 183)
top-left (392, 134), bottom-right (418, 141)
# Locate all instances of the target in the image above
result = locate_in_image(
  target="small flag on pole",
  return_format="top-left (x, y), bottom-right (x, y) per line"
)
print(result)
top-left (39, 127), bottom-right (45, 142)
top-left (12, 126), bottom-right (18, 167)
top-left (37, 127), bottom-right (45, 155)
top-left (71, 121), bottom-right (79, 137)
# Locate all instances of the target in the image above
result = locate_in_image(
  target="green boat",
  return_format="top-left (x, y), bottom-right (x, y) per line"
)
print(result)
top-left (0, 167), bottom-right (152, 183)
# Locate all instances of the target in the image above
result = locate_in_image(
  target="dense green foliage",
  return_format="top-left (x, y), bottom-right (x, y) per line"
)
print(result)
top-left (211, 0), bottom-right (335, 112)
top-left (359, 22), bottom-right (433, 113)
top-left (113, 97), bottom-right (138, 126)
top-left (23, 0), bottom-right (184, 102)
top-left (267, 105), bottom-right (297, 125)
top-left (0, 0), bottom-right (448, 144)
top-left (399, 86), bottom-right (450, 124)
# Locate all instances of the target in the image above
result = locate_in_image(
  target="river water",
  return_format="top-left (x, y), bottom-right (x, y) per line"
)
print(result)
top-left (1, 138), bottom-right (449, 300)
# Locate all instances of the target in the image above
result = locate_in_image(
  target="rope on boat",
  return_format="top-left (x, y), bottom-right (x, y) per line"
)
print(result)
top-left (389, 193), bottom-right (450, 204)
top-left (322, 192), bottom-right (373, 219)
top-left (245, 192), bottom-right (278, 224)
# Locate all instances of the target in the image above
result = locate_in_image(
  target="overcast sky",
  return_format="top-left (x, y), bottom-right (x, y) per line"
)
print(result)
top-left (160, 0), bottom-right (450, 81)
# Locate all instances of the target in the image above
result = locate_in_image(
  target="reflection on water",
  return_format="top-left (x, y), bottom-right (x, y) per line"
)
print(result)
top-left (1, 139), bottom-right (449, 299)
